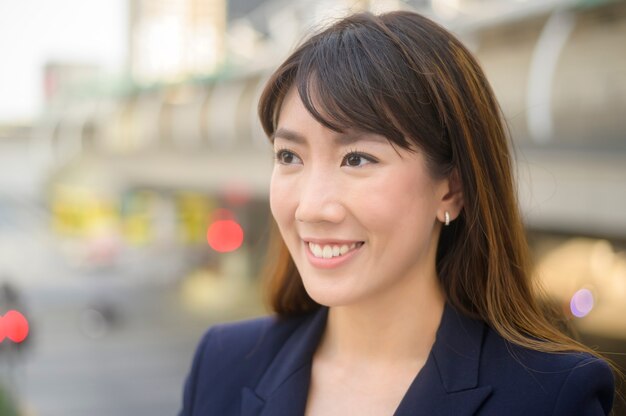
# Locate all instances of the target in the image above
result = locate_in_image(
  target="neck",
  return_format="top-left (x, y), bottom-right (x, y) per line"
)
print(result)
top-left (319, 275), bottom-right (445, 365)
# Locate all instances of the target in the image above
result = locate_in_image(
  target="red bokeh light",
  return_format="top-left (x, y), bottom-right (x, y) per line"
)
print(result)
top-left (0, 310), bottom-right (29, 343)
top-left (207, 220), bottom-right (244, 253)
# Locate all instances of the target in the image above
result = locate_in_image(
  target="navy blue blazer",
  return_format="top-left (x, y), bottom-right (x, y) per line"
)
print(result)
top-left (180, 304), bottom-right (614, 415)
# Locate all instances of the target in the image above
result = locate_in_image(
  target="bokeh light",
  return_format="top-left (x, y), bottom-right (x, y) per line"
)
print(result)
top-left (0, 309), bottom-right (29, 343)
top-left (207, 219), bottom-right (244, 253)
top-left (570, 288), bottom-right (594, 318)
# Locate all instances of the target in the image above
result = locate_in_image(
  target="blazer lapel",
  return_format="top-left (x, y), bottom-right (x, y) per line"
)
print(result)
top-left (394, 304), bottom-right (493, 416)
top-left (240, 308), bottom-right (328, 416)
top-left (241, 304), bottom-right (492, 416)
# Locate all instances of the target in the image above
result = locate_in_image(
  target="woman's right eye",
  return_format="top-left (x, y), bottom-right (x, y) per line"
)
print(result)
top-left (275, 149), bottom-right (302, 165)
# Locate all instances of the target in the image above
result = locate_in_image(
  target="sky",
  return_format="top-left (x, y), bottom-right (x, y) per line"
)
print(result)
top-left (0, 0), bottom-right (127, 123)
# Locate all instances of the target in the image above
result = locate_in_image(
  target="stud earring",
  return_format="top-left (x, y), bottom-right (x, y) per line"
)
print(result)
top-left (444, 211), bottom-right (450, 226)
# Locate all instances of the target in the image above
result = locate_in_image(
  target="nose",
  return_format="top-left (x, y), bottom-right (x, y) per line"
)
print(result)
top-left (294, 170), bottom-right (346, 224)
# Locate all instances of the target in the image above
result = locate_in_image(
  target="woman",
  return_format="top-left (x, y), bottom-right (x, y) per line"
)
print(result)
top-left (180, 10), bottom-right (614, 415)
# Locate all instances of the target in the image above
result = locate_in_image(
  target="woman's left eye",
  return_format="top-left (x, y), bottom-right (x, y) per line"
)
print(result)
top-left (341, 152), bottom-right (376, 167)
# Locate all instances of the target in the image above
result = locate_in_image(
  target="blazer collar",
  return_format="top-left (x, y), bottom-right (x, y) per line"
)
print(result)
top-left (241, 304), bottom-right (492, 416)
top-left (241, 309), bottom-right (327, 416)
top-left (393, 304), bottom-right (493, 415)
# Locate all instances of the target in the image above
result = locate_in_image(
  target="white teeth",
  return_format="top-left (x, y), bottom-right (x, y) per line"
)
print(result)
top-left (311, 244), bottom-right (323, 257)
top-left (308, 242), bottom-right (361, 259)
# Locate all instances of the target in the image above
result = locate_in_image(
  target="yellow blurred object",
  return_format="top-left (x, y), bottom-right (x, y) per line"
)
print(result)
top-left (535, 237), bottom-right (626, 338)
top-left (121, 190), bottom-right (156, 245)
top-left (51, 185), bottom-right (118, 238)
top-left (176, 192), bottom-right (213, 244)
top-left (180, 268), bottom-right (247, 313)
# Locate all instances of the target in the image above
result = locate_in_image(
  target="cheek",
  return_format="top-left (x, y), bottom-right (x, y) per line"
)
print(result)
top-left (269, 172), bottom-right (293, 224)
top-left (358, 173), bottom-right (437, 231)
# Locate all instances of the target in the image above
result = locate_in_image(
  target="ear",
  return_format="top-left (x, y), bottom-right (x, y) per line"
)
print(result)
top-left (437, 168), bottom-right (464, 224)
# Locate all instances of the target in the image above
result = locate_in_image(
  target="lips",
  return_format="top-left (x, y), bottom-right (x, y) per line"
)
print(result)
top-left (303, 239), bottom-right (364, 268)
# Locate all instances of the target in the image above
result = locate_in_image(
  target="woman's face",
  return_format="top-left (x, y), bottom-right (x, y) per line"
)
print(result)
top-left (270, 88), bottom-right (454, 308)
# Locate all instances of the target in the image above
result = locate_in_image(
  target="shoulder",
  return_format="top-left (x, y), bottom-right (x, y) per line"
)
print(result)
top-left (194, 313), bottom-right (306, 373)
top-left (199, 314), bottom-right (296, 354)
top-left (550, 353), bottom-right (615, 415)
top-left (180, 312), bottom-right (313, 415)
top-left (478, 326), bottom-right (614, 415)
top-left (187, 312), bottom-right (309, 382)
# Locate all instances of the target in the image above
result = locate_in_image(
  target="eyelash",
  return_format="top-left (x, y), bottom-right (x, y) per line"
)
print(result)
top-left (273, 147), bottom-right (378, 167)
top-left (274, 147), bottom-right (299, 165)
top-left (341, 149), bottom-right (378, 167)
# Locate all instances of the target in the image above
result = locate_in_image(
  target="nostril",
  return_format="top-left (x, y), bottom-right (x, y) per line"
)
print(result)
top-left (294, 200), bottom-right (347, 224)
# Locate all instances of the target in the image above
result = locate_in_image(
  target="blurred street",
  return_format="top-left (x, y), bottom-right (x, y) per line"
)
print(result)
top-left (0, 138), bottom-right (263, 415)
top-left (14, 286), bottom-right (261, 416)
top-left (17, 288), bottom-right (201, 416)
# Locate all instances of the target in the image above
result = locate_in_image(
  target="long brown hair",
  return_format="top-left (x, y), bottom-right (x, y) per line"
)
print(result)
top-left (257, 10), bottom-right (592, 354)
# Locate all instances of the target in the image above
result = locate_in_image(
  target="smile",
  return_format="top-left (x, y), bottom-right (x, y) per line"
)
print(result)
top-left (306, 241), bottom-right (364, 259)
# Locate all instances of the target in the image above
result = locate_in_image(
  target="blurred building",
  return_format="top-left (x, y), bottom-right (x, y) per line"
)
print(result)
top-left (43, 62), bottom-right (102, 108)
top-left (129, 0), bottom-right (227, 84)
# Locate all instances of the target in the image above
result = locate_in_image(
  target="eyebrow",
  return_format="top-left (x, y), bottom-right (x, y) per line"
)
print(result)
top-left (272, 128), bottom-right (306, 144)
top-left (272, 127), bottom-right (387, 146)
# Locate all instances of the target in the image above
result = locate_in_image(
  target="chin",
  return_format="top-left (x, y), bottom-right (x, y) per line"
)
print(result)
top-left (300, 276), bottom-right (362, 308)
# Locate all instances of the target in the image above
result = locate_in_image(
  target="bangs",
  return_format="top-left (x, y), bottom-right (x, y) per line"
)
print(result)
top-left (292, 20), bottom-right (417, 149)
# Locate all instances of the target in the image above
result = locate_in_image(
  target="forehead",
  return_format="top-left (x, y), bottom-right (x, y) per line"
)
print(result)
top-left (274, 87), bottom-right (389, 146)
top-left (276, 87), bottom-right (310, 127)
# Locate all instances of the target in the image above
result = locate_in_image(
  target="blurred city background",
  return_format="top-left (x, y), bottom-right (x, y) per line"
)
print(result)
top-left (0, 0), bottom-right (625, 414)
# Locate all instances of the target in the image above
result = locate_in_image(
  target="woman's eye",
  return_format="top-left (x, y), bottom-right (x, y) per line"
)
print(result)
top-left (342, 152), bottom-right (375, 167)
top-left (275, 150), bottom-right (302, 165)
